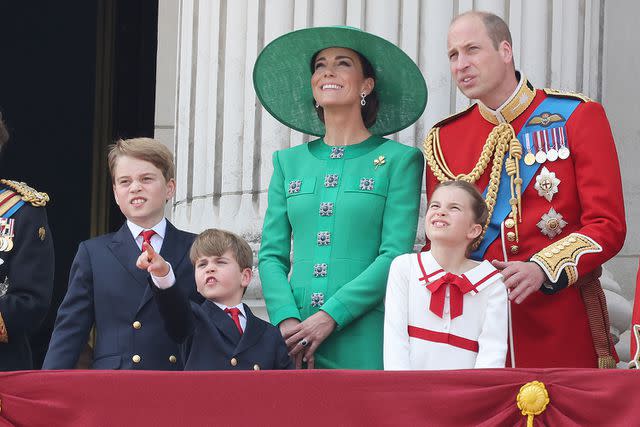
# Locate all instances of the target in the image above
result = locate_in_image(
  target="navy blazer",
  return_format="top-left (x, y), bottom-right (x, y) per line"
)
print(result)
top-left (43, 221), bottom-right (200, 370)
top-left (153, 282), bottom-right (292, 371)
top-left (0, 202), bottom-right (54, 371)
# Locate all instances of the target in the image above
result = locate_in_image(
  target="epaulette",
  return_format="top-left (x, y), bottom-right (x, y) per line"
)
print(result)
top-left (432, 103), bottom-right (476, 128)
top-left (543, 88), bottom-right (593, 103)
top-left (0, 179), bottom-right (49, 207)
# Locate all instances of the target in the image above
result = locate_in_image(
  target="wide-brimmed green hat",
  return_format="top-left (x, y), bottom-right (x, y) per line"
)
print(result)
top-left (253, 26), bottom-right (427, 136)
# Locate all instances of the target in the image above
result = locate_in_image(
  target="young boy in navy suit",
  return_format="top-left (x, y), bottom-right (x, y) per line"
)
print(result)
top-left (43, 138), bottom-right (200, 370)
top-left (140, 228), bottom-right (292, 370)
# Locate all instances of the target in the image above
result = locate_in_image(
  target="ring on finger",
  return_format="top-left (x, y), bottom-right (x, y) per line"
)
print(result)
top-left (299, 338), bottom-right (309, 347)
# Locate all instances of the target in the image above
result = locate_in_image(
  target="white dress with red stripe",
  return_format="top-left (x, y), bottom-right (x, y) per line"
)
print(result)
top-left (383, 251), bottom-right (508, 370)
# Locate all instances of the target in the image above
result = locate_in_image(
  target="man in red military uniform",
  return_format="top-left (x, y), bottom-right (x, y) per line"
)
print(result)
top-left (423, 11), bottom-right (626, 368)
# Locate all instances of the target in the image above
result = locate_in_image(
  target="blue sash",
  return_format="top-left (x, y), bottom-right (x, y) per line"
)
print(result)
top-left (0, 189), bottom-right (24, 219)
top-left (470, 96), bottom-right (581, 260)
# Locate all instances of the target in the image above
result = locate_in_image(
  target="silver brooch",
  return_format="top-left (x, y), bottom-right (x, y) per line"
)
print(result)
top-left (288, 180), bottom-right (302, 194)
top-left (537, 208), bottom-right (568, 238)
top-left (330, 147), bottom-right (345, 159)
top-left (324, 174), bottom-right (339, 188)
top-left (534, 166), bottom-right (560, 202)
top-left (359, 178), bottom-right (374, 191)
top-left (317, 231), bottom-right (331, 246)
top-left (311, 292), bottom-right (325, 307)
top-left (319, 202), bottom-right (334, 216)
top-left (313, 263), bottom-right (327, 277)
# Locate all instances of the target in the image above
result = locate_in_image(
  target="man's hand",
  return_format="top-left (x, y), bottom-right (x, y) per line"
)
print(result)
top-left (136, 242), bottom-right (170, 277)
top-left (491, 260), bottom-right (546, 304)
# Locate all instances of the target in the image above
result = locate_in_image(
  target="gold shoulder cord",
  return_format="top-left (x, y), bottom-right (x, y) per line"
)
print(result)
top-left (423, 123), bottom-right (522, 249)
top-left (0, 179), bottom-right (49, 207)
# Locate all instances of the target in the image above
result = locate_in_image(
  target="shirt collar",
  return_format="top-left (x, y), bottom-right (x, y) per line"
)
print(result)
top-left (423, 251), bottom-right (501, 292)
top-left (214, 301), bottom-right (246, 317)
top-left (477, 72), bottom-right (536, 125)
top-left (127, 218), bottom-right (167, 240)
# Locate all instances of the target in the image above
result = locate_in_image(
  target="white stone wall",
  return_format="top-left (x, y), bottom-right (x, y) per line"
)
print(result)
top-left (154, 0), bottom-right (639, 358)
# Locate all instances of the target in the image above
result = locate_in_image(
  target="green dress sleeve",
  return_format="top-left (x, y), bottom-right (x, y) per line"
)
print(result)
top-left (321, 148), bottom-right (424, 329)
top-left (258, 151), bottom-right (301, 326)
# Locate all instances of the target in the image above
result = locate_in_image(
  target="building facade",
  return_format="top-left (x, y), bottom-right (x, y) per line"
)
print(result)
top-left (153, 0), bottom-right (640, 363)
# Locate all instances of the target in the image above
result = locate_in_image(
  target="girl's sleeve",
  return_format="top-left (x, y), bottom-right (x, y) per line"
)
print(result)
top-left (474, 278), bottom-right (508, 368)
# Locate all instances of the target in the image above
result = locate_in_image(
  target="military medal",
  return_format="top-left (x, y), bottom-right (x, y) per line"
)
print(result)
top-left (0, 218), bottom-right (14, 253)
top-left (524, 133), bottom-right (536, 166)
top-left (0, 276), bottom-right (8, 297)
top-left (534, 131), bottom-right (547, 163)
top-left (534, 166), bottom-right (561, 202)
top-left (545, 129), bottom-right (558, 162)
top-left (557, 127), bottom-right (570, 159)
top-left (537, 208), bottom-right (568, 238)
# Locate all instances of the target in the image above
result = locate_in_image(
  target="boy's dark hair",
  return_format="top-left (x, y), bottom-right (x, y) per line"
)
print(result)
top-left (107, 137), bottom-right (175, 183)
top-left (310, 49), bottom-right (380, 129)
top-left (434, 180), bottom-right (489, 249)
top-left (190, 228), bottom-right (253, 271)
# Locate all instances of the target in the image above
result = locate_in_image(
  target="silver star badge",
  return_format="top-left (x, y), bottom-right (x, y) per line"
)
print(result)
top-left (537, 208), bottom-right (568, 238)
top-left (534, 166), bottom-right (561, 202)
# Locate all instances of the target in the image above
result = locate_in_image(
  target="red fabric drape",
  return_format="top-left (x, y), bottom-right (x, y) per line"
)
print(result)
top-left (0, 369), bottom-right (637, 426)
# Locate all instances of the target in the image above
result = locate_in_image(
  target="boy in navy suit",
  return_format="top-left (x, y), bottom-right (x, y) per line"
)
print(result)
top-left (140, 228), bottom-right (292, 370)
top-left (43, 138), bottom-right (199, 370)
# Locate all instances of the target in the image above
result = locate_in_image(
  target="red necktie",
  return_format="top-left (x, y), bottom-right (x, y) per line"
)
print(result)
top-left (426, 273), bottom-right (474, 320)
top-left (140, 230), bottom-right (156, 252)
top-left (225, 307), bottom-right (243, 335)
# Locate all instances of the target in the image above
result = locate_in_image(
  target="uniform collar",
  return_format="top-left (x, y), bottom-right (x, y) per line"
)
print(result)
top-left (477, 72), bottom-right (536, 125)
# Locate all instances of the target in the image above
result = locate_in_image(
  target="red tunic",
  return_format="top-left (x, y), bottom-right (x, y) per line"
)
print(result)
top-left (424, 87), bottom-right (626, 368)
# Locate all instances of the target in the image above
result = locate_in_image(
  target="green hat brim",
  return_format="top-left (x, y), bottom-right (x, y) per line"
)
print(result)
top-left (253, 26), bottom-right (428, 137)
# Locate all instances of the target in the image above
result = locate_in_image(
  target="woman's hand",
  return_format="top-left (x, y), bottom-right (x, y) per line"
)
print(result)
top-left (285, 311), bottom-right (337, 369)
top-left (279, 318), bottom-right (302, 350)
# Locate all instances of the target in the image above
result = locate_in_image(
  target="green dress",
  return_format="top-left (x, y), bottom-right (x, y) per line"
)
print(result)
top-left (258, 135), bottom-right (423, 369)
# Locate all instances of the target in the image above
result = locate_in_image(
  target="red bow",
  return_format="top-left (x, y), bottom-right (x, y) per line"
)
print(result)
top-left (426, 273), bottom-right (474, 320)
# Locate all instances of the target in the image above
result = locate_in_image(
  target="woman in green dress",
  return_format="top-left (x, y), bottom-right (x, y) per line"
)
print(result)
top-left (254, 27), bottom-right (427, 369)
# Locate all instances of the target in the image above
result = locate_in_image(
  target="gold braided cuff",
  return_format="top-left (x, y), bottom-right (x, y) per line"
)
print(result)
top-left (0, 312), bottom-right (7, 343)
top-left (530, 233), bottom-right (602, 285)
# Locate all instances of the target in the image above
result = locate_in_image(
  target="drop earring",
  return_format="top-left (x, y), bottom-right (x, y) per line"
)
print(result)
top-left (360, 92), bottom-right (366, 106)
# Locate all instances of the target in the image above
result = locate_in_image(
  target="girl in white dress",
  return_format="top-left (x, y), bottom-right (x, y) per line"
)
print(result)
top-left (384, 180), bottom-right (508, 370)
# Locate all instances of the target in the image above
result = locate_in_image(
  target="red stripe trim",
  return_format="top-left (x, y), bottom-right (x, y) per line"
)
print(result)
top-left (467, 269), bottom-right (500, 293)
top-left (408, 325), bottom-right (479, 353)
top-left (416, 253), bottom-right (444, 282)
top-left (0, 190), bottom-right (17, 208)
